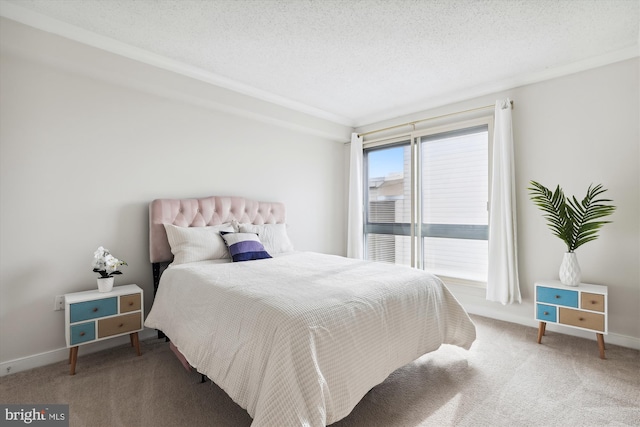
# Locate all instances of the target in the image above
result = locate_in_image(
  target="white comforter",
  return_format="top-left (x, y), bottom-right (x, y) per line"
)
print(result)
top-left (144, 252), bottom-right (476, 426)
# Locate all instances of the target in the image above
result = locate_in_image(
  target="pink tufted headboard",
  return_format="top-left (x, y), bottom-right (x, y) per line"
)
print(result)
top-left (149, 196), bottom-right (286, 263)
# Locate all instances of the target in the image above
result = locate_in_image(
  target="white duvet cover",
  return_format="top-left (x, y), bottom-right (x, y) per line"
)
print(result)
top-left (144, 251), bottom-right (476, 426)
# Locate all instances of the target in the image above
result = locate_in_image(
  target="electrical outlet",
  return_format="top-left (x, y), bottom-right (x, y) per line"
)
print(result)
top-left (54, 295), bottom-right (65, 311)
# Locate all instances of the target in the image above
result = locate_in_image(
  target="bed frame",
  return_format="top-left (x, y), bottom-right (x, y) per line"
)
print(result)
top-left (146, 196), bottom-right (476, 423)
top-left (149, 195), bottom-right (287, 338)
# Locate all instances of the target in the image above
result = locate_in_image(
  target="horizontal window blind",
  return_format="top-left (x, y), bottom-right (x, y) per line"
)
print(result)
top-left (364, 121), bottom-right (490, 285)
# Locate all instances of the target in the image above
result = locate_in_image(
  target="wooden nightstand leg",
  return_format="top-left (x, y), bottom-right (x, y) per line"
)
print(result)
top-left (537, 321), bottom-right (546, 344)
top-left (131, 332), bottom-right (141, 356)
top-left (596, 333), bottom-right (606, 359)
top-left (69, 346), bottom-right (79, 375)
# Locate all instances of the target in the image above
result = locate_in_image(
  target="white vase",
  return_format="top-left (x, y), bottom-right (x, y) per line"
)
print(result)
top-left (559, 252), bottom-right (581, 287)
top-left (97, 277), bottom-right (114, 293)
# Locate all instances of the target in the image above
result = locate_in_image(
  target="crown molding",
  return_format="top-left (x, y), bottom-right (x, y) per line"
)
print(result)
top-left (3, 1), bottom-right (637, 131)
top-left (0, 2), bottom-right (355, 128)
top-left (355, 45), bottom-right (639, 128)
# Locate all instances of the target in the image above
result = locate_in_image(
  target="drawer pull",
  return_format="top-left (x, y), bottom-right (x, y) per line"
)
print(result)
top-left (579, 317), bottom-right (585, 321)
top-left (128, 302), bottom-right (134, 306)
top-left (119, 323), bottom-right (124, 328)
top-left (543, 312), bottom-right (549, 315)
top-left (79, 332), bottom-right (85, 336)
top-left (591, 300), bottom-right (597, 305)
top-left (92, 307), bottom-right (99, 312)
top-left (555, 295), bottom-right (561, 299)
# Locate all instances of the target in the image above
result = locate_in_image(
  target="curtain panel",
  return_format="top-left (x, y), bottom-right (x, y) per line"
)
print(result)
top-left (486, 98), bottom-right (521, 304)
top-left (347, 133), bottom-right (364, 259)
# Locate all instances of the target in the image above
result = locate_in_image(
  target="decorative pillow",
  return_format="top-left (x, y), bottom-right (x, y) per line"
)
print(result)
top-left (164, 223), bottom-right (234, 265)
top-left (220, 232), bottom-right (272, 262)
top-left (238, 223), bottom-right (294, 254)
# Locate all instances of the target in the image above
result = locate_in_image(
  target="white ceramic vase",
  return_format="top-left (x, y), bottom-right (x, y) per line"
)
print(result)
top-left (559, 252), bottom-right (581, 287)
top-left (97, 277), bottom-right (114, 293)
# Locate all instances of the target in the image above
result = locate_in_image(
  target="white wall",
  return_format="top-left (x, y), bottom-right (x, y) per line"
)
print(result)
top-left (356, 58), bottom-right (640, 348)
top-left (1, 16), bottom-right (637, 377)
top-left (0, 19), bottom-right (351, 371)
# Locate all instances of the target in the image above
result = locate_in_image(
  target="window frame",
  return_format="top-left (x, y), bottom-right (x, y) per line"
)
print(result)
top-left (363, 116), bottom-right (493, 286)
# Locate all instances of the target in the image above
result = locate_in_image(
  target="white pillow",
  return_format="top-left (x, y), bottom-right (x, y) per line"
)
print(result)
top-left (164, 223), bottom-right (234, 265)
top-left (238, 223), bottom-right (294, 254)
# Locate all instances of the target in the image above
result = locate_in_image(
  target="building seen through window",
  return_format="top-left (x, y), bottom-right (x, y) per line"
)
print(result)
top-left (365, 124), bottom-right (489, 285)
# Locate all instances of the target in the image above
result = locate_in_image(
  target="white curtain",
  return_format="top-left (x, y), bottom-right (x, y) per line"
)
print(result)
top-left (486, 98), bottom-right (521, 304)
top-left (347, 132), bottom-right (364, 259)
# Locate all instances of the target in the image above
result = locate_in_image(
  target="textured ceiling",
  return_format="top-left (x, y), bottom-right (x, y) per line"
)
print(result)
top-left (2, 0), bottom-right (639, 127)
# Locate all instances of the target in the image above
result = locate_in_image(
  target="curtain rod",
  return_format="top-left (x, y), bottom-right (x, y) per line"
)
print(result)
top-left (358, 100), bottom-right (513, 138)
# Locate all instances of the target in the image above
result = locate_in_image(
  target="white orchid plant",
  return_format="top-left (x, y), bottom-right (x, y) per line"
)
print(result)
top-left (92, 246), bottom-right (127, 278)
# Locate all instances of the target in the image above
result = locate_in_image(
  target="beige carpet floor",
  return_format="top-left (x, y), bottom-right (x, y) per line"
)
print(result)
top-left (1, 315), bottom-right (638, 426)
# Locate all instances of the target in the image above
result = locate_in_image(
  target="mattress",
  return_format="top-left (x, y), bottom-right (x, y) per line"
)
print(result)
top-left (144, 251), bottom-right (476, 426)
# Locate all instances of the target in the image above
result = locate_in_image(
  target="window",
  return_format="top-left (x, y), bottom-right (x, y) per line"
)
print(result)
top-left (364, 119), bottom-right (490, 285)
top-left (365, 143), bottom-right (411, 266)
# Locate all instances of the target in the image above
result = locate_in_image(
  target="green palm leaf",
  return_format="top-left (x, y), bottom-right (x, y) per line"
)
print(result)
top-left (566, 184), bottom-right (616, 251)
top-left (528, 181), bottom-right (570, 246)
top-left (528, 181), bottom-right (615, 252)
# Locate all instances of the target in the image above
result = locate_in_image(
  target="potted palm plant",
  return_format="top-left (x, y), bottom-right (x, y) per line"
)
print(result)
top-left (528, 181), bottom-right (616, 286)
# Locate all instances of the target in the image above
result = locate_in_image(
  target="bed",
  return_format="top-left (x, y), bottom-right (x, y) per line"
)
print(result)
top-left (144, 195), bottom-right (476, 427)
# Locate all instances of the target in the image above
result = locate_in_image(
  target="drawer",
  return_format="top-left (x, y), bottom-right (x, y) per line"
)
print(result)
top-left (581, 292), bottom-right (604, 312)
top-left (536, 304), bottom-right (557, 322)
top-left (70, 322), bottom-right (95, 345)
top-left (70, 297), bottom-right (117, 323)
top-left (98, 312), bottom-right (141, 338)
top-left (536, 286), bottom-right (578, 308)
top-left (559, 307), bottom-right (605, 332)
top-left (120, 293), bottom-right (141, 313)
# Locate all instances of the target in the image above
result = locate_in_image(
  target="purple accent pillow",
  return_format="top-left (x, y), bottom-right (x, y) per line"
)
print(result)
top-left (220, 232), bottom-right (272, 262)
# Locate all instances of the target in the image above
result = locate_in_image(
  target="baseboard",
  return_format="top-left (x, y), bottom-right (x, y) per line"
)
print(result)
top-left (3, 309), bottom-right (638, 378)
top-left (464, 305), bottom-right (640, 350)
top-left (0, 328), bottom-right (158, 377)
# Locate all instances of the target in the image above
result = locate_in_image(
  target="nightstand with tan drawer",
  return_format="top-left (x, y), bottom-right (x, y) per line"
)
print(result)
top-left (64, 284), bottom-right (143, 374)
top-left (535, 280), bottom-right (607, 358)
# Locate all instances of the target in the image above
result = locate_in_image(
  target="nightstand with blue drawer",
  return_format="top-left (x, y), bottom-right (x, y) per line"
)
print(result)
top-left (64, 284), bottom-right (143, 375)
top-left (535, 280), bottom-right (607, 358)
